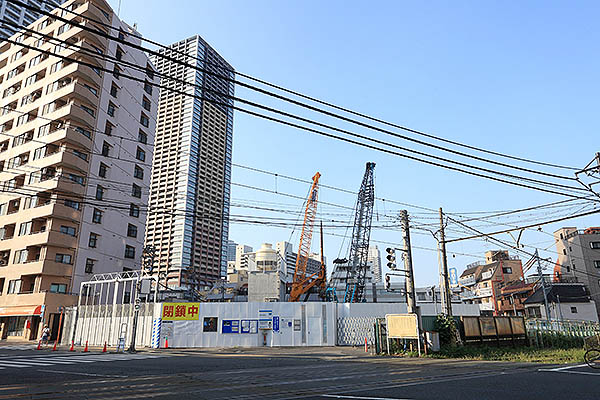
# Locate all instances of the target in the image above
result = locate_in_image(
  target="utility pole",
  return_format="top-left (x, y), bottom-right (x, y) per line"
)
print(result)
top-left (535, 250), bottom-right (551, 320)
top-left (127, 276), bottom-right (141, 353)
top-left (439, 208), bottom-right (452, 316)
top-left (400, 210), bottom-right (416, 314)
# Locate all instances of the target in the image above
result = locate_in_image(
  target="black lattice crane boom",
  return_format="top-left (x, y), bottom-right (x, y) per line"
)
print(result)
top-left (343, 162), bottom-right (376, 302)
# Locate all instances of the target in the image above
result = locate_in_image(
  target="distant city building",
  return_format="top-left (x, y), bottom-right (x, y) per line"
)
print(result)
top-left (275, 241), bottom-right (323, 282)
top-left (367, 245), bottom-right (382, 283)
top-left (0, 0), bottom-right (157, 340)
top-left (235, 244), bottom-right (253, 271)
top-left (226, 240), bottom-right (237, 262)
top-left (553, 227), bottom-right (600, 318)
top-left (0, 0), bottom-right (63, 39)
top-left (458, 250), bottom-right (524, 316)
top-left (145, 35), bottom-right (235, 294)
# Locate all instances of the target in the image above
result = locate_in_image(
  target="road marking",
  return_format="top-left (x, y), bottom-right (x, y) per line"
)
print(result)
top-left (543, 364), bottom-right (588, 371)
top-left (36, 369), bottom-right (127, 378)
top-left (323, 395), bottom-right (412, 400)
top-left (0, 359), bottom-right (53, 366)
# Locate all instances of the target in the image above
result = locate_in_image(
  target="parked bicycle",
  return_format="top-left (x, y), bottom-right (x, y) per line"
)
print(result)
top-left (584, 347), bottom-right (600, 369)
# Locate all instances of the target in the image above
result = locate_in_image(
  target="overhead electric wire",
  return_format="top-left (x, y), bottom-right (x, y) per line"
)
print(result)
top-left (1, 26), bottom-right (594, 202)
top-left (26, 0), bottom-right (581, 174)
top-left (5, 22), bottom-right (587, 197)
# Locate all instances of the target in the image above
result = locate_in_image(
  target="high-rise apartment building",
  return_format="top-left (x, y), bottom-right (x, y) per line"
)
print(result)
top-left (367, 245), bottom-right (381, 283)
top-left (146, 35), bottom-right (234, 294)
top-left (0, 0), bottom-right (63, 39)
top-left (554, 227), bottom-right (600, 318)
top-left (0, 0), bottom-right (157, 340)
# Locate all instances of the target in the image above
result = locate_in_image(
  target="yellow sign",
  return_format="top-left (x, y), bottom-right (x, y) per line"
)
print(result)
top-left (386, 314), bottom-right (419, 339)
top-left (161, 303), bottom-right (200, 321)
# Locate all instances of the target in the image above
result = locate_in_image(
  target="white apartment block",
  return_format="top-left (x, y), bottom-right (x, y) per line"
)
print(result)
top-left (146, 35), bottom-right (234, 294)
top-left (367, 245), bottom-right (381, 283)
top-left (0, 0), bottom-right (157, 341)
top-left (0, 0), bottom-right (63, 39)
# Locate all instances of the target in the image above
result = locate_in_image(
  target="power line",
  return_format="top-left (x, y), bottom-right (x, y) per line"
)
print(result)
top-left (27, 0), bottom-right (580, 173)
top-left (1, 30), bottom-right (594, 201)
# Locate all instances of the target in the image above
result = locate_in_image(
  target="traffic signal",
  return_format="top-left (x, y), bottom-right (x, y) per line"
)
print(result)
top-left (385, 274), bottom-right (391, 291)
top-left (142, 245), bottom-right (156, 274)
top-left (386, 247), bottom-right (396, 270)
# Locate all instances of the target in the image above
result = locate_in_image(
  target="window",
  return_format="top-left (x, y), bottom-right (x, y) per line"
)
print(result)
top-left (68, 174), bottom-right (84, 185)
top-left (134, 165), bottom-right (143, 179)
top-left (107, 102), bottom-right (116, 117)
top-left (113, 65), bottom-right (121, 79)
top-left (136, 147), bottom-right (145, 161)
top-left (594, 260), bottom-right (600, 269)
top-left (124, 245), bottom-right (135, 259)
top-left (132, 183), bottom-right (142, 198)
top-left (85, 258), bottom-right (95, 274)
top-left (18, 221), bottom-right (32, 236)
top-left (98, 162), bottom-right (108, 178)
top-left (571, 306), bottom-right (578, 314)
top-left (75, 126), bottom-right (92, 139)
top-left (102, 141), bottom-right (110, 156)
top-left (84, 84), bottom-right (98, 97)
top-left (57, 23), bottom-right (70, 35)
top-left (591, 242), bottom-right (600, 249)
top-left (127, 223), bottom-right (138, 238)
top-left (142, 96), bottom-right (151, 111)
top-left (118, 30), bottom-right (125, 40)
top-left (60, 225), bottom-right (76, 237)
top-left (129, 203), bottom-right (139, 217)
top-left (116, 47), bottom-right (124, 61)
top-left (95, 185), bottom-right (104, 200)
top-left (502, 267), bottom-right (512, 274)
top-left (104, 121), bottom-right (114, 136)
top-left (144, 81), bottom-right (152, 95)
top-left (72, 149), bottom-right (88, 161)
top-left (138, 130), bottom-right (147, 144)
top-left (55, 253), bottom-right (72, 264)
top-left (110, 83), bottom-right (118, 98)
top-left (13, 249), bottom-right (28, 264)
top-left (80, 104), bottom-right (95, 117)
top-left (64, 199), bottom-right (80, 210)
top-left (145, 63), bottom-right (155, 80)
top-left (140, 113), bottom-right (149, 128)
top-left (92, 208), bottom-right (103, 223)
top-left (88, 232), bottom-right (98, 248)
top-left (50, 283), bottom-right (67, 294)
top-left (7, 279), bottom-right (22, 294)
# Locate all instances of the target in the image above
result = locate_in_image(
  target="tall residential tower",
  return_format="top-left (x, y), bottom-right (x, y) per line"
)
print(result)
top-left (0, 0), bottom-right (157, 340)
top-left (0, 0), bottom-right (63, 39)
top-left (146, 35), bottom-right (234, 295)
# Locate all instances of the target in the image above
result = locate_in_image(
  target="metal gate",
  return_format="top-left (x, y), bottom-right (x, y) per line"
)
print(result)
top-left (336, 317), bottom-right (376, 346)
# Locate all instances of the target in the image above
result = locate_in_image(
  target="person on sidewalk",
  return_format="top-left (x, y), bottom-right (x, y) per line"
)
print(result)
top-left (41, 325), bottom-right (50, 347)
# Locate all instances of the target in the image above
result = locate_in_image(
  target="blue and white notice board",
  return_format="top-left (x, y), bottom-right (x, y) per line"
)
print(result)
top-left (222, 319), bottom-right (240, 334)
top-left (241, 319), bottom-right (258, 334)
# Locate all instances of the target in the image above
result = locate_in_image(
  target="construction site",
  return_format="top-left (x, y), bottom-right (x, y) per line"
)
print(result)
top-left (58, 163), bottom-right (481, 350)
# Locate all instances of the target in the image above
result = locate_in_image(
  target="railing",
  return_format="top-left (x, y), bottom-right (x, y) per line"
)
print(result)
top-left (479, 302), bottom-right (495, 311)
top-left (459, 276), bottom-right (476, 286)
top-left (526, 318), bottom-right (600, 339)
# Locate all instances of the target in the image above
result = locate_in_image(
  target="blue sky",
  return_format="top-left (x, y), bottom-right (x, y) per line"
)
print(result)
top-left (109, 0), bottom-right (600, 286)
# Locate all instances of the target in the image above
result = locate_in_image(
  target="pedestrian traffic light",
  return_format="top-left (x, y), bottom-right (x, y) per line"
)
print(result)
top-left (384, 274), bottom-right (391, 291)
top-left (386, 247), bottom-right (396, 270)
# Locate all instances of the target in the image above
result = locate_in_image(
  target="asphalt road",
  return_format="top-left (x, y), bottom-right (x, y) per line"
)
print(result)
top-left (0, 345), bottom-right (598, 399)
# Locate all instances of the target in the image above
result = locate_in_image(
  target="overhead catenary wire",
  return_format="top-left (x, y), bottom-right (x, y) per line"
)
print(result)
top-left (24, 0), bottom-right (581, 174)
top-left (2, 21), bottom-right (588, 198)
top-left (1, 27), bottom-right (596, 202)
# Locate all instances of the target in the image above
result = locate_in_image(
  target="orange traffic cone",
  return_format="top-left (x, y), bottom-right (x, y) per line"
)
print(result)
top-left (102, 342), bottom-right (107, 353)
top-left (364, 337), bottom-right (368, 353)
top-left (165, 337), bottom-right (169, 349)
top-left (83, 340), bottom-right (88, 352)
top-left (69, 340), bottom-right (74, 351)
top-left (52, 340), bottom-right (57, 351)
top-left (36, 340), bottom-right (41, 350)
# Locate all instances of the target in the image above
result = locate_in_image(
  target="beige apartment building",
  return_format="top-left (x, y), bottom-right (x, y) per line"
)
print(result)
top-left (458, 250), bottom-right (524, 316)
top-left (0, 0), bottom-right (157, 341)
top-left (554, 227), bottom-right (600, 318)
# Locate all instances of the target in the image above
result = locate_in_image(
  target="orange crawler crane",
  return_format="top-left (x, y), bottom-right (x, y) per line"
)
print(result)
top-left (289, 172), bottom-right (327, 302)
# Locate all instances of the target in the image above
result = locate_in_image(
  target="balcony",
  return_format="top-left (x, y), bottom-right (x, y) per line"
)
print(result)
top-left (481, 270), bottom-right (493, 280)
top-left (459, 276), bottom-right (476, 286)
top-left (479, 302), bottom-right (495, 311)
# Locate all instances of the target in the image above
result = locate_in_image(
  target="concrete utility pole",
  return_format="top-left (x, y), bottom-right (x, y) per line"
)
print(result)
top-left (439, 208), bottom-right (453, 316)
top-left (535, 250), bottom-right (552, 320)
top-left (400, 210), bottom-right (417, 314)
top-left (128, 277), bottom-right (141, 353)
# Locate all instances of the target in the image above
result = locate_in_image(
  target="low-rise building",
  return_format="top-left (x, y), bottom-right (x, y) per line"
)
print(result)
top-left (458, 250), bottom-right (524, 316)
top-left (523, 283), bottom-right (599, 322)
